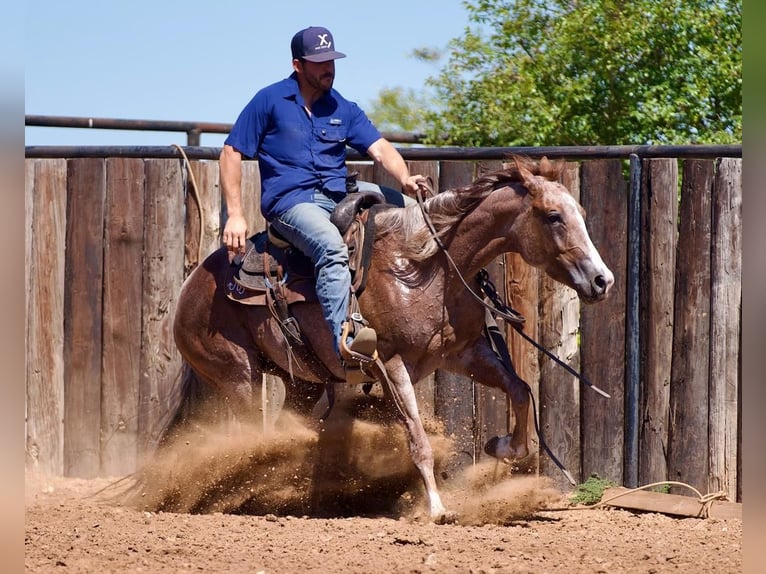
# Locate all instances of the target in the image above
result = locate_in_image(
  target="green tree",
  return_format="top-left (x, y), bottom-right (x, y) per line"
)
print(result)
top-left (366, 87), bottom-right (432, 133)
top-left (412, 0), bottom-right (741, 146)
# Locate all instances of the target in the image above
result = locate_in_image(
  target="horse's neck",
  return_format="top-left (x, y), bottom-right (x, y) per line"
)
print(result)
top-left (444, 188), bottom-right (524, 276)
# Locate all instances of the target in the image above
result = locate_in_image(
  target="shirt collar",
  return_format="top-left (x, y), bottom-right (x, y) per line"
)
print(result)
top-left (282, 72), bottom-right (334, 108)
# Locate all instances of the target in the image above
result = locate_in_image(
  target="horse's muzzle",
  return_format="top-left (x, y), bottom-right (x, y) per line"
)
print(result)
top-left (582, 268), bottom-right (614, 303)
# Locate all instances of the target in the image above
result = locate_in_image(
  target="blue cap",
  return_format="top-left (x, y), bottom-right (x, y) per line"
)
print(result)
top-left (291, 26), bottom-right (346, 62)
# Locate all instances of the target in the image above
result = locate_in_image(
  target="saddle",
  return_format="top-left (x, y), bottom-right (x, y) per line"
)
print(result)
top-left (224, 191), bottom-right (389, 383)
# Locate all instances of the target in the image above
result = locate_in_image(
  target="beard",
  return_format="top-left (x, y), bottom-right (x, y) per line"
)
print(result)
top-left (308, 71), bottom-right (334, 92)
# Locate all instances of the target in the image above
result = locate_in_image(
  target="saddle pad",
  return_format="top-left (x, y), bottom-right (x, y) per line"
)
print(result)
top-left (225, 267), bottom-right (318, 306)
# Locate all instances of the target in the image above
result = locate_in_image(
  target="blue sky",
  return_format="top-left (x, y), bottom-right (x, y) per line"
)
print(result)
top-left (25, 0), bottom-right (470, 146)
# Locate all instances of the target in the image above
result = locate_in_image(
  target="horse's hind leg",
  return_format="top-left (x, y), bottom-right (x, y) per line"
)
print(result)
top-left (174, 307), bottom-right (265, 428)
top-left (184, 347), bottom-right (264, 424)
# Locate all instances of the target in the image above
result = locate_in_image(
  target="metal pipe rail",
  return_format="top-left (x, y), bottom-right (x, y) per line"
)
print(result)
top-left (25, 143), bottom-right (741, 160)
top-left (24, 115), bottom-right (427, 146)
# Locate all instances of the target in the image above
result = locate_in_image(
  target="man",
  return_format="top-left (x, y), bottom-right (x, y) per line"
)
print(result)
top-left (220, 25), bottom-right (422, 365)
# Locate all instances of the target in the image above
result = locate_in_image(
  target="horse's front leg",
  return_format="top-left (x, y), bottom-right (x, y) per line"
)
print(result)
top-left (452, 337), bottom-right (531, 461)
top-left (377, 355), bottom-right (450, 522)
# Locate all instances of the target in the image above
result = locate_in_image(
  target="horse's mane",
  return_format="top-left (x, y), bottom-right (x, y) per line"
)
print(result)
top-left (375, 156), bottom-right (564, 270)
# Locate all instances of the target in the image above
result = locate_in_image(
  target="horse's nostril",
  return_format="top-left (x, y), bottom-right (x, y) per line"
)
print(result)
top-left (594, 274), bottom-right (606, 292)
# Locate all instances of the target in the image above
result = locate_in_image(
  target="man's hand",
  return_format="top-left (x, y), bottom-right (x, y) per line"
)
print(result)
top-left (402, 174), bottom-right (427, 197)
top-left (223, 214), bottom-right (248, 254)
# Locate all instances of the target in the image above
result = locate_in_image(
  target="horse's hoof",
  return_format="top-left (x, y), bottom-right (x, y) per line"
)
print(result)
top-left (484, 434), bottom-right (528, 461)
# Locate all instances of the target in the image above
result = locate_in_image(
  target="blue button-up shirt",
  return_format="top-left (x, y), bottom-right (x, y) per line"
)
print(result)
top-left (225, 73), bottom-right (382, 221)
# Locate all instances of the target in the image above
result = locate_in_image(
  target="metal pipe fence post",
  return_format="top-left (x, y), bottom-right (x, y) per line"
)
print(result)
top-left (624, 153), bottom-right (642, 488)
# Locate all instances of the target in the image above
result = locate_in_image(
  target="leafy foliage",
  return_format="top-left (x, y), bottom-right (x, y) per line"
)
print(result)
top-left (569, 474), bottom-right (617, 506)
top-left (365, 87), bottom-right (433, 133)
top-left (385, 0), bottom-right (742, 146)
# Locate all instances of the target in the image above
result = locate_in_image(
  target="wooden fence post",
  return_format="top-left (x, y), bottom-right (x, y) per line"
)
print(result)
top-left (638, 159), bottom-right (678, 486)
top-left (138, 159), bottom-right (185, 461)
top-left (63, 158), bottom-right (106, 478)
top-left (580, 159), bottom-right (628, 485)
top-left (474, 161), bottom-right (512, 457)
top-left (25, 159), bottom-right (67, 476)
top-left (100, 158), bottom-right (145, 476)
top-left (434, 160), bottom-right (477, 475)
top-left (668, 159), bottom-right (714, 495)
top-left (538, 163), bottom-right (582, 488)
top-left (709, 158), bottom-right (742, 499)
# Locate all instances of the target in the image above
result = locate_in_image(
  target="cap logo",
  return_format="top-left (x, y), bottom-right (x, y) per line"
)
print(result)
top-left (317, 34), bottom-right (332, 49)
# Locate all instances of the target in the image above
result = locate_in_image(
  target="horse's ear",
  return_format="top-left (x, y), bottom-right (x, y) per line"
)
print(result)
top-left (539, 156), bottom-right (553, 175)
top-left (516, 159), bottom-right (542, 198)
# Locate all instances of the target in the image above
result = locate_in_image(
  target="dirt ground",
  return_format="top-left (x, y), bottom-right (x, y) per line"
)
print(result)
top-left (25, 406), bottom-right (742, 574)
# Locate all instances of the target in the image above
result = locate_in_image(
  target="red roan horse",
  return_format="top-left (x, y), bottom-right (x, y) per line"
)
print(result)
top-left (169, 157), bottom-right (614, 521)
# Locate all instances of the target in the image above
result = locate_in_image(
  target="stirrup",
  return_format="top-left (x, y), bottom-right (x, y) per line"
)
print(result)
top-left (339, 321), bottom-right (378, 364)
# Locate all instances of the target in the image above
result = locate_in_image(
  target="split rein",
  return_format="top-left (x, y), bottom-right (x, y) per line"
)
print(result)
top-left (414, 179), bottom-right (609, 485)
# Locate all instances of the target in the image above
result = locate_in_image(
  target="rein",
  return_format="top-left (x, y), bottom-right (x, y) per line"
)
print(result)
top-left (477, 270), bottom-right (610, 399)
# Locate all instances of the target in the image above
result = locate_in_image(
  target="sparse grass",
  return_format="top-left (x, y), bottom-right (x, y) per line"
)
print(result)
top-left (569, 474), bottom-right (617, 506)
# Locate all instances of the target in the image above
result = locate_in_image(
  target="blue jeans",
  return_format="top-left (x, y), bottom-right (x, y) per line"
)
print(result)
top-left (270, 190), bottom-right (350, 354)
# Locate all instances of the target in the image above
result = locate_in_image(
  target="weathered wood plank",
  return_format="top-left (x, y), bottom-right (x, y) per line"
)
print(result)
top-left (100, 158), bottom-right (145, 476)
top-left (538, 163), bottom-right (581, 488)
top-left (668, 159), bottom-right (714, 495)
top-left (222, 160), bottom-right (284, 430)
top-left (347, 161), bottom-right (374, 188)
top-left (708, 158), bottom-right (742, 499)
top-left (505, 252), bottom-right (541, 474)
top-left (473, 161), bottom-right (510, 456)
top-left (138, 159), bottom-right (186, 461)
top-left (434, 160), bottom-right (477, 473)
top-left (580, 159), bottom-right (627, 484)
top-left (241, 160), bottom-right (264, 233)
top-left (192, 160), bottom-right (223, 263)
top-left (638, 159), bottom-right (678, 485)
top-left (500, 159), bottom-right (541, 474)
top-left (182, 161), bottom-right (202, 276)
top-left (406, 161), bottom-right (440, 195)
top-left (26, 159), bottom-right (67, 475)
top-left (371, 159), bottom-right (399, 191)
top-left (63, 158), bottom-right (106, 477)
top-left (602, 487), bottom-right (741, 520)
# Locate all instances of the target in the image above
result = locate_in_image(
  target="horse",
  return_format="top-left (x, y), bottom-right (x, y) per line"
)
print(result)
top-left (168, 156), bottom-right (614, 521)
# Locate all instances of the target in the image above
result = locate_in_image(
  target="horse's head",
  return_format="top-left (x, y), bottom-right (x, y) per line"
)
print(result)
top-left (512, 159), bottom-right (614, 303)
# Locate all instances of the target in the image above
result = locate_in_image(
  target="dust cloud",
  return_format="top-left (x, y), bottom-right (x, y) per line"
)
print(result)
top-left (122, 394), bottom-right (563, 524)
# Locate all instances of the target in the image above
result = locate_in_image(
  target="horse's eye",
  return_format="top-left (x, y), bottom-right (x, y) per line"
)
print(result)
top-left (547, 212), bottom-right (563, 225)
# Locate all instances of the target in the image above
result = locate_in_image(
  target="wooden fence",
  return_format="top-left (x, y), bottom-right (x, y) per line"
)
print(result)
top-left (24, 155), bottom-right (742, 501)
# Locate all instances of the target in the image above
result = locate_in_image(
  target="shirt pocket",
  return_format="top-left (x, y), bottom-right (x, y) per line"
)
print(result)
top-left (314, 126), bottom-right (348, 145)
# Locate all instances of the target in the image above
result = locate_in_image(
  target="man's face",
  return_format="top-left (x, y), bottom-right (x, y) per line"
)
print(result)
top-left (295, 58), bottom-right (335, 92)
